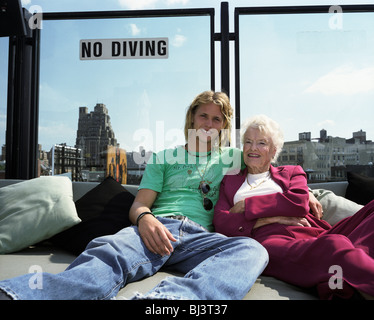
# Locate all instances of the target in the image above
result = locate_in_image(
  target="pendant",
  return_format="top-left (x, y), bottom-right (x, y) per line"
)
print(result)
top-left (199, 181), bottom-right (210, 194)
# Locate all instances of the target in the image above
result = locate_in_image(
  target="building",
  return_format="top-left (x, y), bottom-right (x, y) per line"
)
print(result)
top-left (48, 143), bottom-right (83, 181)
top-left (278, 129), bottom-right (374, 182)
top-left (38, 144), bottom-right (50, 176)
top-left (75, 103), bottom-right (118, 171)
top-left (126, 147), bottom-right (153, 185)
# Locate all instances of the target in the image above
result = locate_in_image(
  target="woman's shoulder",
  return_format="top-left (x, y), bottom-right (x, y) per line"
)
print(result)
top-left (271, 165), bottom-right (306, 176)
top-left (222, 166), bottom-right (246, 182)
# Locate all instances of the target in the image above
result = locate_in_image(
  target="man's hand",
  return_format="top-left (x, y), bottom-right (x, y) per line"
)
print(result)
top-left (129, 189), bottom-right (177, 256)
top-left (309, 191), bottom-right (324, 220)
top-left (137, 214), bottom-right (177, 256)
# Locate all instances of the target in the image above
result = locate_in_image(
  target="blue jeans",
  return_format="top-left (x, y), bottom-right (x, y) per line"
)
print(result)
top-left (0, 217), bottom-right (268, 300)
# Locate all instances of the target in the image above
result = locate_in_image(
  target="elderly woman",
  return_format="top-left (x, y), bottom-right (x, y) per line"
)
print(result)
top-left (213, 114), bottom-right (374, 300)
top-left (0, 92), bottom-right (268, 301)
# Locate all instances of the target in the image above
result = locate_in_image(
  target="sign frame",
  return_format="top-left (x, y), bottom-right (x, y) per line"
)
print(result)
top-left (80, 37), bottom-right (169, 60)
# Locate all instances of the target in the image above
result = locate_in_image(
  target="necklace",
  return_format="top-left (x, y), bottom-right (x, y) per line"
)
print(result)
top-left (185, 143), bottom-right (211, 181)
top-left (195, 155), bottom-right (211, 186)
top-left (246, 172), bottom-right (270, 190)
top-left (195, 155), bottom-right (213, 211)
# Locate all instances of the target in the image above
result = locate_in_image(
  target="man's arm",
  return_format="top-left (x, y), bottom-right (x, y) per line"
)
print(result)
top-left (129, 188), bottom-right (157, 224)
top-left (129, 189), bottom-right (177, 256)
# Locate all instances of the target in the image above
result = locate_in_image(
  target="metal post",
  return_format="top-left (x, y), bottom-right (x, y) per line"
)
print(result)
top-left (220, 2), bottom-right (230, 96)
top-left (234, 8), bottom-right (240, 148)
top-left (5, 10), bottom-right (39, 179)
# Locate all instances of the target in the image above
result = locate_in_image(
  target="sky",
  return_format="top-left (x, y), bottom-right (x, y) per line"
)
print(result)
top-left (1, 0), bottom-right (374, 154)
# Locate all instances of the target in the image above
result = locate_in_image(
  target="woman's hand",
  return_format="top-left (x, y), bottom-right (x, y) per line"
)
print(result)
top-left (137, 214), bottom-right (177, 256)
top-left (253, 216), bottom-right (311, 229)
top-left (229, 200), bottom-right (245, 213)
top-left (229, 195), bottom-right (314, 229)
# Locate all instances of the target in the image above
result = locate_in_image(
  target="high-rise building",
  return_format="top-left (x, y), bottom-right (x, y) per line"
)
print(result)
top-left (75, 103), bottom-right (117, 170)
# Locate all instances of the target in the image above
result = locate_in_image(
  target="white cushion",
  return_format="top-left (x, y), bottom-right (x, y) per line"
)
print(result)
top-left (0, 176), bottom-right (81, 254)
top-left (312, 189), bottom-right (363, 225)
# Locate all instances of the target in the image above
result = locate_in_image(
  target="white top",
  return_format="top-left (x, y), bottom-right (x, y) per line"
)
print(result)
top-left (233, 171), bottom-right (283, 204)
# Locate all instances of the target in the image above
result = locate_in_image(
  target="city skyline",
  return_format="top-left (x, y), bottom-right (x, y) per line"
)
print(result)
top-left (39, 101), bottom-right (374, 155)
top-left (38, 103), bottom-right (374, 183)
top-left (1, 0), bottom-right (374, 156)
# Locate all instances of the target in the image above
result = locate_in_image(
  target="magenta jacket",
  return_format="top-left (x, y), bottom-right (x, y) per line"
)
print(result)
top-left (213, 165), bottom-right (331, 238)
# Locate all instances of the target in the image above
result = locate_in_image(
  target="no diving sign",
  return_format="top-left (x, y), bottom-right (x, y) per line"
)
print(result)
top-left (80, 38), bottom-right (169, 60)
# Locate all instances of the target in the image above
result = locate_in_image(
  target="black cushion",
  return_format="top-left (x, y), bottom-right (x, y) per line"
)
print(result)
top-left (49, 177), bottom-right (135, 255)
top-left (345, 171), bottom-right (374, 206)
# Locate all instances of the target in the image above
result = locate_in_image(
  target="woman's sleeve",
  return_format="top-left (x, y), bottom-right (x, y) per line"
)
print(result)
top-left (213, 176), bottom-right (256, 236)
top-left (214, 166), bottom-right (310, 237)
top-left (243, 166), bottom-right (309, 220)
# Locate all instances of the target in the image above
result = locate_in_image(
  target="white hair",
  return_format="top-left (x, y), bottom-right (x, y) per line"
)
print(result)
top-left (240, 114), bottom-right (284, 162)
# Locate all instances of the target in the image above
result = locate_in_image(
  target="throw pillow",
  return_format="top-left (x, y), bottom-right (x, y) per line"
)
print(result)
top-left (0, 176), bottom-right (81, 254)
top-left (312, 189), bottom-right (363, 225)
top-left (345, 172), bottom-right (374, 205)
top-left (49, 177), bottom-right (135, 255)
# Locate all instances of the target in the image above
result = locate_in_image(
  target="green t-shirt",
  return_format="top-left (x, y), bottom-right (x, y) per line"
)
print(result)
top-left (139, 146), bottom-right (243, 231)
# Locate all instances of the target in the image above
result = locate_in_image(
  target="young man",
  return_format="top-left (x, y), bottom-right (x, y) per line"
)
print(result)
top-left (0, 91), bottom-right (268, 300)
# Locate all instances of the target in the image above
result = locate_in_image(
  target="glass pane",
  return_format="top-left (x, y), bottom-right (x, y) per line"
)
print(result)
top-left (38, 16), bottom-right (211, 184)
top-left (239, 11), bottom-right (374, 182)
top-left (0, 38), bottom-right (8, 179)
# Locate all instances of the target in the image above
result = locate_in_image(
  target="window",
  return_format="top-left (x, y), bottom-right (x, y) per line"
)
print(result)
top-left (38, 15), bottom-right (213, 183)
top-left (4, 4), bottom-right (374, 184)
top-left (237, 8), bottom-right (374, 182)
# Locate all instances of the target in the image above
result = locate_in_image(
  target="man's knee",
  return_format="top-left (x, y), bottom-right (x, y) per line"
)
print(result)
top-left (232, 237), bottom-right (269, 265)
